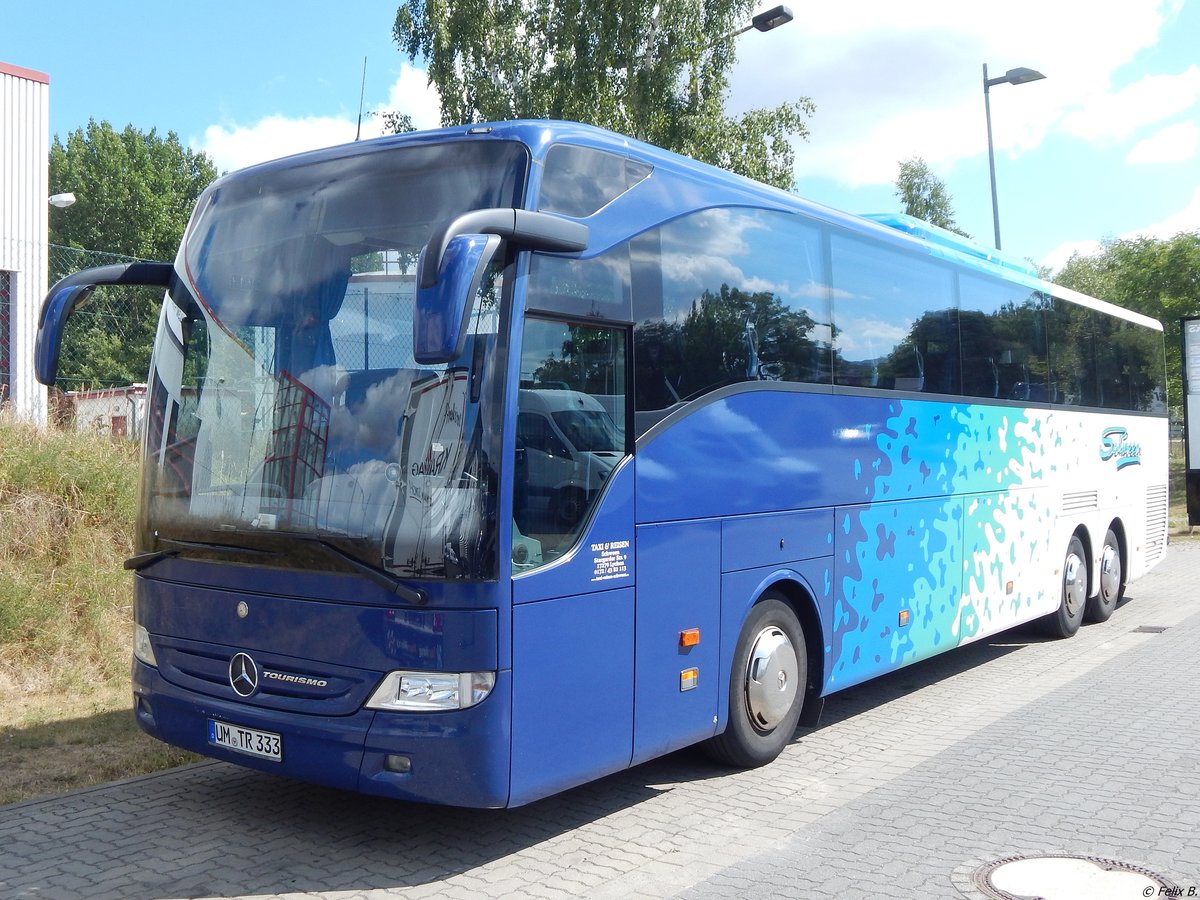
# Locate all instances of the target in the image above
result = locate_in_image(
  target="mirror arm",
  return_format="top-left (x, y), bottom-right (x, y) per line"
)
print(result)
top-left (420, 209), bottom-right (588, 288)
top-left (39, 262), bottom-right (173, 327)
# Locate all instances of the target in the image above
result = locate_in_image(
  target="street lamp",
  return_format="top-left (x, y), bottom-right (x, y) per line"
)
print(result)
top-left (983, 63), bottom-right (1045, 250)
top-left (688, 6), bottom-right (793, 103)
top-left (48, 192), bottom-right (77, 208)
top-left (745, 5), bottom-right (794, 35)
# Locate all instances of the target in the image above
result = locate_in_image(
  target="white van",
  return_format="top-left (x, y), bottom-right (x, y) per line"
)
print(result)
top-left (516, 389), bottom-right (623, 526)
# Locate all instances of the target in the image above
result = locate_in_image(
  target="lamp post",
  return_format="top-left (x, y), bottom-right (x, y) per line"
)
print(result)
top-left (48, 192), bottom-right (76, 209)
top-left (983, 64), bottom-right (1045, 250)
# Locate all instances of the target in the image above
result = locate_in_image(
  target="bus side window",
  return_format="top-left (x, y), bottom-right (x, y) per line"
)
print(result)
top-left (1048, 297), bottom-right (1096, 407)
top-left (632, 207), bottom-right (832, 417)
top-left (830, 235), bottom-right (956, 394)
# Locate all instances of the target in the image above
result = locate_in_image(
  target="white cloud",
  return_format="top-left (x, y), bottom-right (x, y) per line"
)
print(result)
top-left (199, 115), bottom-right (357, 172)
top-left (1062, 67), bottom-right (1200, 143)
top-left (1126, 120), bottom-right (1200, 164)
top-left (377, 63), bottom-right (442, 131)
top-left (730, 0), bottom-right (1180, 188)
top-left (1041, 238), bottom-right (1105, 273)
top-left (196, 64), bottom-right (442, 173)
top-left (1134, 184), bottom-right (1200, 238)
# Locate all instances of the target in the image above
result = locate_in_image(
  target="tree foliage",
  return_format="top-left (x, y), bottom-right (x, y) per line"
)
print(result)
top-left (1055, 233), bottom-right (1200, 420)
top-left (48, 120), bottom-right (219, 388)
top-left (894, 156), bottom-right (967, 236)
top-left (392, 0), bottom-right (813, 191)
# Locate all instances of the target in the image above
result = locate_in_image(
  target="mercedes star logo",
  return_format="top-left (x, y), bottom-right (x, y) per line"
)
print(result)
top-left (228, 652), bottom-right (259, 697)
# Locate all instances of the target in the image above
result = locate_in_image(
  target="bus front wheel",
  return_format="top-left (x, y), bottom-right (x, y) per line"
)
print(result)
top-left (1044, 534), bottom-right (1088, 638)
top-left (704, 595), bottom-right (806, 768)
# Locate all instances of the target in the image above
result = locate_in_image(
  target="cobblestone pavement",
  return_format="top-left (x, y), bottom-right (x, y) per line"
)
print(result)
top-left (1, 543), bottom-right (1197, 900)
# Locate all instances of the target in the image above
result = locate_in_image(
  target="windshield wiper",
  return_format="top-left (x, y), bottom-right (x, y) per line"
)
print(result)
top-left (296, 537), bottom-right (428, 606)
top-left (124, 538), bottom-right (279, 571)
top-left (126, 535), bottom-right (426, 605)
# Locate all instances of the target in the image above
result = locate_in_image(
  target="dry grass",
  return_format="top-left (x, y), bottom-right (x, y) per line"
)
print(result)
top-left (0, 686), bottom-right (197, 806)
top-left (0, 414), bottom-right (138, 692)
top-left (0, 412), bottom-right (197, 805)
top-left (1169, 438), bottom-right (1194, 537)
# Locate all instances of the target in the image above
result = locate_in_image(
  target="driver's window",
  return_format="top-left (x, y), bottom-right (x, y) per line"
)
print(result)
top-left (513, 317), bottom-right (628, 571)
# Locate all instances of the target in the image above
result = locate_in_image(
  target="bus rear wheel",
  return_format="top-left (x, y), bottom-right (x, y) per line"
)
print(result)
top-left (1044, 534), bottom-right (1087, 638)
top-left (1086, 528), bottom-right (1123, 623)
top-left (703, 595), bottom-right (806, 768)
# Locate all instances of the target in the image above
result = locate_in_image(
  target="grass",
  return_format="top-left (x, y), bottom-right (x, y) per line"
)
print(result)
top-left (0, 412), bottom-right (197, 805)
top-left (0, 414), bottom-right (1194, 806)
top-left (1169, 438), bottom-right (1194, 536)
top-left (0, 687), bottom-right (196, 806)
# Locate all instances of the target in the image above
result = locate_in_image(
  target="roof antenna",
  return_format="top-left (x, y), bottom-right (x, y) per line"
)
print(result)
top-left (355, 56), bottom-right (367, 141)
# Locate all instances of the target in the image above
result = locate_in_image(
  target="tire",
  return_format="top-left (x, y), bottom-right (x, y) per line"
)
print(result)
top-left (1086, 528), bottom-right (1123, 623)
top-left (553, 487), bottom-right (586, 527)
top-left (703, 595), bottom-right (807, 768)
top-left (1043, 534), bottom-right (1088, 638)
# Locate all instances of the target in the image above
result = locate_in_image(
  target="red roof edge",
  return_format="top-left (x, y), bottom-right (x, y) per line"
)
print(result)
top-left (0, 61), bottom-right (50, 84)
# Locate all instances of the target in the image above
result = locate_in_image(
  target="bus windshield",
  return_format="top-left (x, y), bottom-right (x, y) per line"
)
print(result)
top-left (141, 139), bottom-right (527, 581)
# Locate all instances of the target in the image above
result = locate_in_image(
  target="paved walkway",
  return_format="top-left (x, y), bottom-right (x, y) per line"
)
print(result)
top-left (1, 544), bottom-right (1197, 900)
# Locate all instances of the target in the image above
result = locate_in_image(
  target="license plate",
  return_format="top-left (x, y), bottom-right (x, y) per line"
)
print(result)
top-left (208, 719), bottom-right (282, 762)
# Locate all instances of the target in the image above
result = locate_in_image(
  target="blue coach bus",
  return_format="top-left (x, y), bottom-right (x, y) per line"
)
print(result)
top-left (36, 121), bottom-right (1167, 807)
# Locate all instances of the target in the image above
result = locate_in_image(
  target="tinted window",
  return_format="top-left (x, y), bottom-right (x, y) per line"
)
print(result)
top-left (1090, 306), bottom-right (1166, 411)
top-left (830, 236), bottom-right (957, 393)
top-left (526, 243), bottom-right (633, 321)
top-left (538, 145), bottom-right (652, 218)
top-left (1047, 296), bottom-right (1166, 411)
top-left (959, 275), bottom-right (1049, 401)
top-left (1047, 297), bottom-right (1097, 407)
top-left (632, 208), bottom-right (832, 411)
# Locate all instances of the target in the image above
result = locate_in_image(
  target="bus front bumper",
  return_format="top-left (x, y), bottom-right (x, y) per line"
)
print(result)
top-left (133, 659), bottom-right (513, 808)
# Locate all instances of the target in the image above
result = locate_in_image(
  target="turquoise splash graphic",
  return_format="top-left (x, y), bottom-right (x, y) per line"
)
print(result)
top-left (828, 400), bottom-right (1050, 691)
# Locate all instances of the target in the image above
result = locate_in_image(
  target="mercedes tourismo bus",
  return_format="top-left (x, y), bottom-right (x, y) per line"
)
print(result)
top-left (35, 121), bottom-right (1168, 808)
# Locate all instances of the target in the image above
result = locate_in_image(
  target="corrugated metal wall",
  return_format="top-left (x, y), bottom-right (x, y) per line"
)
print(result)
top-left (0, 61), bottom-right (50, 423)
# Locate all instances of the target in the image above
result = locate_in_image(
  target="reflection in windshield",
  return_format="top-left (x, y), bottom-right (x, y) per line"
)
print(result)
top-left (140, 140), bottom-right (527, 581)
top-left (551, 410), bottom-right (620, 452)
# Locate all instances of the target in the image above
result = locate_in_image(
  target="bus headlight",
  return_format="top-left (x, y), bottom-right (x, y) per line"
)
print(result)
top-left (133, 624), bottom-right (158, 667)
top-left (365, 671), bottom-right (495, 711)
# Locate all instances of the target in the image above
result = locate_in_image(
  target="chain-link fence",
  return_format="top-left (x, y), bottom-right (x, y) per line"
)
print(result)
top-left (46, 244), bottom-right (159, 438)
top-left (49, 243), bottom-right (161, 394)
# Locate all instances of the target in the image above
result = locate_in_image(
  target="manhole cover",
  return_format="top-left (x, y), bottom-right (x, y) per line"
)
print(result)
top-left (1133, 625), bottom-right (1169, 633)
top-left (974, 854), bottom-right (1178, 899)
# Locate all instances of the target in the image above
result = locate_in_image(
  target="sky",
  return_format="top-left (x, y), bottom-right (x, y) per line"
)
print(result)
top-left (5, 0), bottom-right (1199, 274)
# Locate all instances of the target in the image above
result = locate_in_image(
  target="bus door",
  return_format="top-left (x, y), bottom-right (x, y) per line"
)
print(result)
top-left (509, 318), bottom-right (635, 805)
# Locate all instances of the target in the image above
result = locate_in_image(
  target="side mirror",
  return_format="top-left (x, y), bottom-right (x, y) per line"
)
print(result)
top-left (413, 234), bottom-right (502, 365)
top-left (35, 262), bottom-right (172, 385)
top-left (413, 208), bottom-right (589, 365)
